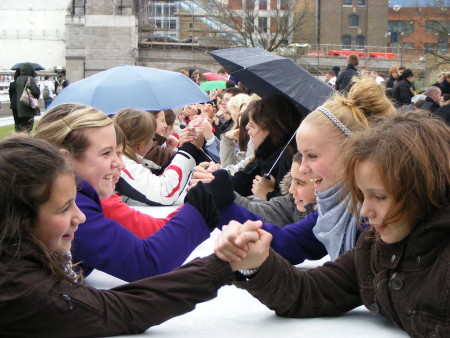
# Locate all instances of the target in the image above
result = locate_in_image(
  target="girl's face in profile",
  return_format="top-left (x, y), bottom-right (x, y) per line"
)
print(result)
top-left (155, 111), bottom-right (168, 136)
top-left (71, 124), bottom-right (124, 199)
top-left (34, 173), bottom-right (86, 253)
top-left (355, 160), bottom-right (412, 244)
top-left (296, 122), bottom-right (341, 193)
top-left (246, 115), bottom-right (268, 150)
top-left (289, 162), bottom-right (316, 212)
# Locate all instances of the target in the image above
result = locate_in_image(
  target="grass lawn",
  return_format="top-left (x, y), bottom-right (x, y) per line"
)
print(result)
top-left (0, 124), bottom-right (15, 140)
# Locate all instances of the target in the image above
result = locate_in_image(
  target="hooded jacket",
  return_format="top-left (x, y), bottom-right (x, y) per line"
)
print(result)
top-left (16, 63), bottom-right (40, 117)
top-left (235, 207), bottom-right (450, 338)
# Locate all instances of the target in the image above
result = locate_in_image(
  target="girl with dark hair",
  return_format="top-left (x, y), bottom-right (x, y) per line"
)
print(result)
top-left (391, 68), bottom-right (415, 106)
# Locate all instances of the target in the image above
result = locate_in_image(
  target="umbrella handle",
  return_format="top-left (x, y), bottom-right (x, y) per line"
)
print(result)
top-left (263, 174), bottom-right (270, 180)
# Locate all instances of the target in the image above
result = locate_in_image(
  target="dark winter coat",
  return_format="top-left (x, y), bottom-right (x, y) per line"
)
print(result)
top-left (0, 247), bottom-right (233, 337)
top-left (235, 207), bottom-right (450, 338)
top-left (16, 63), bottom-right (40, 117)
top-left (232, 136), bottom-right (293, 200)
top-left (421, 96), bottom-right (441, 113)
top-left (440, 80), bottom-right (450, 96)
top-left (392, 79), bottom-right (414, 106)
top-left (8, 82), bottom-right (17, 110)
top-left (335, 65), bottom-right (359, 92)
top-left (435, 103), bottom-right (450, 126)
top-left (385, 75), bottom-right (397, 89)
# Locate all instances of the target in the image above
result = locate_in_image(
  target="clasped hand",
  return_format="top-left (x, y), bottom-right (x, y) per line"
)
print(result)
top-left (215, 220), bottom-right (272, 271)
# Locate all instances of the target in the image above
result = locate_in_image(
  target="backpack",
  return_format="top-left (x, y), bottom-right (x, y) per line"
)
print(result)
top-left (43, 84), bottom-right (50, 99)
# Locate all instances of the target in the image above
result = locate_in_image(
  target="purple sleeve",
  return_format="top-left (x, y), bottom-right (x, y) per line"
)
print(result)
top-left (218, 204), bottom-right (327, 264)
top-left (74, 193), bottom-right (210, 282)
top-left (262, 212), bottom-right (327, 265)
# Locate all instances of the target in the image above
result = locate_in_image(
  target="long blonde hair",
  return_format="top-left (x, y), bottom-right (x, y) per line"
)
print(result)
top-left (34, 103), bottom-right (112, 158)
top-left (112, 108), bottom-right (156, 163)
top-left (304, 76), bottom-right (396, 142)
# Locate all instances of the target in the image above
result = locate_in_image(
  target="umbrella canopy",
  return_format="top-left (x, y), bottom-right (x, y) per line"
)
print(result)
top-left (200, 80), bottom-right (227, 92)
top-left (202, 72), bottom-right (227, 81)
top-left (208, 47), bottom-right (334, 118)
top-left (48, 65), bottom-right (210, 114)
top-left (11, 62), bottom-right (45, 71)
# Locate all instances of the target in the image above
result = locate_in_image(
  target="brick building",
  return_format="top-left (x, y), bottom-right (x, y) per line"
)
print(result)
top-left (317, 0), bottom-right (388, 51)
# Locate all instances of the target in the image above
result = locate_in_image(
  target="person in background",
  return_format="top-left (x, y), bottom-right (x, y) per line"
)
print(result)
top-left (188, 68), bottom-right (200, 84)
top-left (54, 73), bottom-right (69, 95)
top-left (431, 72), bottom-right (444, 88)
top-left (113, 108), bottom-right (206, 206)
top-left (234, 152), bottom-right (317, 226)
top-left (335, 54), bottom-right (359, 93)
top-left (324, 70), bottom-right (336, 88)
top-left (435, 93), bottom-right (450, 125)
top-left (440, 72), bottom-right (450, 96)
top-left (8, 70), bottom-right (20, 132)
top-left (332, 66), bottom-right (341, 78)
top-left (421, 86), bottom-right (442, 113)
top-left (385, 65), bottom-right (399, 97)
top-left (16, 63), bottom-right (40, 133)
top-left (391, 69), bottom-right (415, 107)
top-left (39, 75), bottom-right (55, 110)
top-left (369, 70), bottom-right (384, 84)
top-left (218, 67), bottom-right (230, 80)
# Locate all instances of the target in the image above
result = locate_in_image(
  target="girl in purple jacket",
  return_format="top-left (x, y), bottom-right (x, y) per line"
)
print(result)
top-left (33, 103), bottom-right (234, 282)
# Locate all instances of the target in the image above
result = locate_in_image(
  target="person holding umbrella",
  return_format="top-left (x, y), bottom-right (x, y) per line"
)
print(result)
top-left (16, 63), bottom-right (40, 133)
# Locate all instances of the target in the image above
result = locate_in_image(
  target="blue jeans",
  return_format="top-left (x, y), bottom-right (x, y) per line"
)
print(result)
top-left (44, 98), bottom-right (53, 110)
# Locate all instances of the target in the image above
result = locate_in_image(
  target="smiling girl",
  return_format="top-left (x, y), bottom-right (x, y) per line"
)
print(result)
top-left (215, 111), bottom-right (450, 337)
top-left (112, 108), bottom-right (206, 206)
top-left (33, 103), bottom-right (231, 282)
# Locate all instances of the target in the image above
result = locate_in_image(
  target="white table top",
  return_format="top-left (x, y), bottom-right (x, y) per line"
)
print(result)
top-left (84, 206), bottom-right (408, 338)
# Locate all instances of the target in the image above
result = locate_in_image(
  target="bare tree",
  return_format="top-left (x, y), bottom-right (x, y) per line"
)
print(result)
top-left (399, 0), bottom-right (449, 65)
top-left (212, 0), bottom-right (308, 52)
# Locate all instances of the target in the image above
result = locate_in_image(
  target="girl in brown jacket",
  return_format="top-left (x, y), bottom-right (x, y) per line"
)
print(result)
top-left (216, 112), bottom-right (450, 337)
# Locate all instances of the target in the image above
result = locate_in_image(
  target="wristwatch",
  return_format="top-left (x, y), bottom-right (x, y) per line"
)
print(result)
top-left (238, 268), bottom-right (259, 277)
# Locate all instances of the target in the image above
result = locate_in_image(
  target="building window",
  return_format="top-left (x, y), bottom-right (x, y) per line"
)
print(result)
top-left (424, 43), bottom-right (435, 53)
top-left (246, 0), bottom-right (255, 10)
top-left (388, 21), bottom-right (414, 33)
top-left (342, 35), bottom-right (352, 49)
top-left (425, 20), bottom-right (449, 34)
top-left (279, 0), bottom-right (288, 10)
top-left (356, 0), bottom-right (365, 6)
top-left (258, 17), bottom-right (268, 32)
top-left (356, 35), bottom-right (365, 48)
top-left (349, 14), bottom-right (359, 27)
top-left (437, 39), bottom-right (448, 55)
top-left (259, 0), bottom-right (267, 10)
top-left (343, 0), bottom-right (352, 6)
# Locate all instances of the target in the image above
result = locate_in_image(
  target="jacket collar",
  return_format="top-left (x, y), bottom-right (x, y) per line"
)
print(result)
top-left (375, 207), bottom-right (450, 271)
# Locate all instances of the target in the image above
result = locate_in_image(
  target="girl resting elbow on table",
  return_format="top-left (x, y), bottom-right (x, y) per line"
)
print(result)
top-left (33, 103), bottom-right (235, 282)
top-left (112, 108), bottom-right (207, 206)
top-left (216, 112), bottom-right (450, 338)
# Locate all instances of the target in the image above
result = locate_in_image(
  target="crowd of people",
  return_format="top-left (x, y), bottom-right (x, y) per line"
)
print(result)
top-left (0, 61), bottom-right (449, 337)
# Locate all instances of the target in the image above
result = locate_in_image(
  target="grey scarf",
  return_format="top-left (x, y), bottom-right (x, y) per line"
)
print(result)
top-left (313, 183), bottom-right (358, 261)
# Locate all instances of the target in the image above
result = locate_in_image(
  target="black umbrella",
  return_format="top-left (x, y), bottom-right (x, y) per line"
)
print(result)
top-left (208, 47), bottom-right (334, 118)
top-left (11, 62), bottom-right (45, 71)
